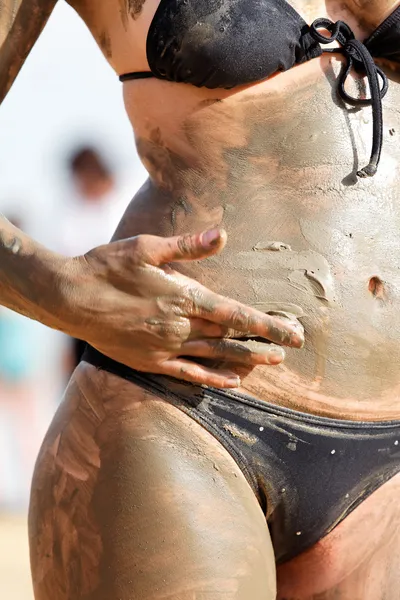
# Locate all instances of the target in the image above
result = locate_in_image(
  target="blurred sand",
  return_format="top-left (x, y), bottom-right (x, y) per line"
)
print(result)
top-left (0, 514), bottom-right (34, 600)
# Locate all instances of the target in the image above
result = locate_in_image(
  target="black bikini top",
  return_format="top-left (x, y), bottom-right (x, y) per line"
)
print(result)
top-left (120, 1), bottom-right (400, 178)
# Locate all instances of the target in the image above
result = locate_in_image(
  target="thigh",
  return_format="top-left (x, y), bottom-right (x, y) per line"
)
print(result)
top-left (29, 364), bottom-right (276, 600)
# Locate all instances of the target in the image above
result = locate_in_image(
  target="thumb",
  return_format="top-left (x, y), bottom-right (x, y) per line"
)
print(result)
top-left (146, 228), bottom-right (228, 266)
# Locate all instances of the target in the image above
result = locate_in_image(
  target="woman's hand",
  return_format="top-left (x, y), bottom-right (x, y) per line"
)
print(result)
top-left (64, 228), bottom-right (304, 388)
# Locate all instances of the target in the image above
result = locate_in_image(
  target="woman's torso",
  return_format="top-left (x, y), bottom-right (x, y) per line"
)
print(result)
top-left (68, 0), bottom-right (400, 421)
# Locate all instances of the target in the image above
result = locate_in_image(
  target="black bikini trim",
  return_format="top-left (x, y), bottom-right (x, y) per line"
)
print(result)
top-left (81, 344), bottom-right (400, 563)
top-left (119, 71), bottom-right (155, 82)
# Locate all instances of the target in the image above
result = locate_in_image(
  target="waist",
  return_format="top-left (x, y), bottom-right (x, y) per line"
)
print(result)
top-left (115, 58), bottom-right (400, 419)
top-left (112, 176), bottom-right (400, 420)
top-left (125, 53), bottom-right (400, 182)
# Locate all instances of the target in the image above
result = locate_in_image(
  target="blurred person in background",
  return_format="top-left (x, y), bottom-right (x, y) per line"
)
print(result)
top-left (61, 145), bottom-right (129, 257)
top-left (0, 214), bottom-right (43, 511)
top-left (60, 145), bottom-right (132, 369)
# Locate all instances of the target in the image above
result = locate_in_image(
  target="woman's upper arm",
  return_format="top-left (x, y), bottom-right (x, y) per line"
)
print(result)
top-left (0, 0), bottom-right (58, 104)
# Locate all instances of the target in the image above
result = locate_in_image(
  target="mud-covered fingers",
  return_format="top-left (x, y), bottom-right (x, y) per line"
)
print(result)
top-left (160, 359), bottom-right (241, 388)
top-left (180, 339), bottom-right (286, 366)
top-left (185, 317), bottom-right (282, 342)
top-left (186, 318), bottom-right (230, 340)
top-left (135, 228), bottom-right (228, 266)
top-left (186, 319), bottom-right (293, 343)
top-left (191, 291), bottom-right (304, 348)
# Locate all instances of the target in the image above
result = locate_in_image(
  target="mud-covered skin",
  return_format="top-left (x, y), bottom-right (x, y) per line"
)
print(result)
top-left (120, 57), bottom-right (400, 416)
top-left (29, 364), bottom-right (400, 600)
top-left (0, 213), bottom-right (76, 330)
top-left (29, 0), bottom-right (400, 598)
top-left (29, 363), bottom-right (277, 600)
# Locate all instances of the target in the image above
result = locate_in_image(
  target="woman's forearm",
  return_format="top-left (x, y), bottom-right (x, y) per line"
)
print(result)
top-left (0, 214), bottom-right (68, 330)
top-left (0, 215), bottom-right (304, 387)
top-left (0, 0), bottom-right (57, 103)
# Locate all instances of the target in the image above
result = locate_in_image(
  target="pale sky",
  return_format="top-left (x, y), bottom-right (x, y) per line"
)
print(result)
top-left (0, 1), bottom-right (146, 240)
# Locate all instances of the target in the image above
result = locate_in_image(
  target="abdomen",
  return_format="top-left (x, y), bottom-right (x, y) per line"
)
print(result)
top-left (116, 57), bottom-right (400, 416)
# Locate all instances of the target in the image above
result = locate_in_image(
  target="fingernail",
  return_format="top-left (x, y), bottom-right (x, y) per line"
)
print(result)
top-left (269, 347), bottom-right (285, 364)
top-left (290, 331), bottom-right (305, 348)
top-left (287, 322), bottom-right (305, 348)
top-left (271, 323), bottom-right (304, 347)
top-left (226, 375), bottom-right (241, 387)
top-left (201, 228), bottom-right (221, 247)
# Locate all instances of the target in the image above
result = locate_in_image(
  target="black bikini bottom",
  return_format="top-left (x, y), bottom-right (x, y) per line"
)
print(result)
top-left (82, 345), bottom-right (400, 564)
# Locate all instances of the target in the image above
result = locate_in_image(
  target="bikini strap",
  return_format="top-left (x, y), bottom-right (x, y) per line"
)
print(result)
top-left (119, 71), bottom-right (155, 82)
top-left (310, 18), bottom-right (389, 178)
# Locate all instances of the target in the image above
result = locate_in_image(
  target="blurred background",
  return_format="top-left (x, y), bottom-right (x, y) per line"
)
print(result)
top-left (0, 3), bottom-right (146, 597)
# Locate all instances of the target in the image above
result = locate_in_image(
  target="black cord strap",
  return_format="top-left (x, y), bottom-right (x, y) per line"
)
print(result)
top-left (310, 18), bottom-right (389, 178)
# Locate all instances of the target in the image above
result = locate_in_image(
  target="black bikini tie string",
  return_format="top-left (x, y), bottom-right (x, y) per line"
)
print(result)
top-left (310, 18), bottom-right (389, 178)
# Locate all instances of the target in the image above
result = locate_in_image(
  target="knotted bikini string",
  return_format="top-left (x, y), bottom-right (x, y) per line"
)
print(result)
top-left (309, 18), bottom-right (389, 178)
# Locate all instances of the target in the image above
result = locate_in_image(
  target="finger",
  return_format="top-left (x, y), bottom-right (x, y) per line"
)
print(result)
top-left (186, 322), bottom-right (289, 342)
top-left (185, 319), bottom-right (270, 342)
top-left (186, 318), bottom-right (230, 340)
top-left (186, 288), bottom-right (305, 348)
top-left (180, 339), bottom-right (285, 366)
top-left (160, 359), bottom-right (241, 388)
top-left (184, 318), bottom-right (261, 342)
top-left (131, 228), bottom-right (228, 266)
